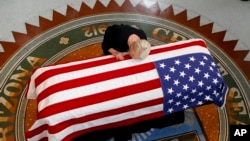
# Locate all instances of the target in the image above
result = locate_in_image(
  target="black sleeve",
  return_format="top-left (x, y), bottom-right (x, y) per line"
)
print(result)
top-left (136, 29), bottom-right (147, 40)
top-left (102, 25), bottom-right (117, 55)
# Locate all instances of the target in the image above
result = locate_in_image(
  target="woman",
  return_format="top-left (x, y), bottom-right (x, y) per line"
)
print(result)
top-left (102, 24), bottom-right (151, 60)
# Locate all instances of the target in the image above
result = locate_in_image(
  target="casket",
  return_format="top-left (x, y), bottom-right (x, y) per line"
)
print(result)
top-left (25, 39), bottom-right (228, 141)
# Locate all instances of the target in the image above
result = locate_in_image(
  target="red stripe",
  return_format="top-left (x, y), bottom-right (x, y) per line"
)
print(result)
top-left (35, 57), bottom-right (117, 87)
top-left (25, 124), bottom-right (48, 138)
top-left (39, 78), bottom-right (161, 118)
top-left (26, 99), bottom-right (163, 140)
top-left (49, 98), bottom-right (163, 134)
top-left (37, 62), bottom-right (156, 103)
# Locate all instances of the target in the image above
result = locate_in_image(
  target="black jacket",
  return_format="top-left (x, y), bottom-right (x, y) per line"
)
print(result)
top-left (102, 24), bottom-right (147, 55)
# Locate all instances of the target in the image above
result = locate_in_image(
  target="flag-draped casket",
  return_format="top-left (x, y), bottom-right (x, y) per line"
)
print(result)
top-left (25, 39), bottom-right (228, 141)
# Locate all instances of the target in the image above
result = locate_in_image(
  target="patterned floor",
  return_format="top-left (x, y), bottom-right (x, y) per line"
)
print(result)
top-left (0, 1), bottom-right (250, 141)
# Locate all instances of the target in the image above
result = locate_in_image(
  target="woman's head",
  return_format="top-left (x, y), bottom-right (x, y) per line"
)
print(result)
top-left (129, 39), bottom-right (151, 59)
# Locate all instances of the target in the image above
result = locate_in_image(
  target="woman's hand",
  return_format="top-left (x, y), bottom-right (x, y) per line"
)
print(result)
top-left (115, 52), bottom-right (124, 60)
top-left (108, 48), bottom-right (125, 60)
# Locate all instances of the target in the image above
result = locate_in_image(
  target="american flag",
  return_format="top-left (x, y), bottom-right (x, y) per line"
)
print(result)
top-left (155, 53), bottom-right (228, 115)
top-left (25, 39), bottom-right (228, 141)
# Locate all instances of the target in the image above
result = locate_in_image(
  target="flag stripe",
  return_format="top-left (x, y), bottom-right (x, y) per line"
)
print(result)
top-left (27, 102), bottom-right (163, 140)
top-left (38, 78), bottom-right (162, 118)
top-left (150, 39), bottom-right (207, 54)
top-left (64, 111), bottom-right (164, 141)
top-left (60, 105), bottom-right (163, 141)
top-left (37, 62), bottom-right (156, 104)
top-left (37, 69), bottom-right (160, 112)
top-left (30, 87), bottom-right (163, 130)
top-left (47, 98), bottom-right (163, 134)
top-left (34, 57), bottom-right (117, 86)
top-left (26, 126), bottom-right (48, 141)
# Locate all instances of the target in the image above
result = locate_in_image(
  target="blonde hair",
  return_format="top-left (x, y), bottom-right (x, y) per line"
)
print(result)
top-left (133, 39), bottom-right (151, 59)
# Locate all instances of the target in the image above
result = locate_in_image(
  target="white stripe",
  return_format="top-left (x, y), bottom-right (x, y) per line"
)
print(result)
top-left (27, 130), bottom-right (48, 141)
top-left (26, 56), bottom-right (113, 99)
top-left (34, 55), bottom-right (114, 79)
top-left (30, 88), bottom-right (163, 129)
top-left (53, 104), bottom-right (163, 141)
top-left (36, 58), bottom-right (148, 94)
top-left (147, 46), bottom-right (210, 62)
top-left (38, 69), bottom-right (159, 111)
top-left (151, 38), bottom-right (205, 50)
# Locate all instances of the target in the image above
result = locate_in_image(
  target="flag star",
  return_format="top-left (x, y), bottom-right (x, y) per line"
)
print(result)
top-left (189, 56), bottom-right (196, 62)
top-left (190, 98), bottom-right (196, 102)
top-left (183, 95), bottom-right (189, 100)
top-left (191, 89), bottom-right (197, 94)
top-left (214, 93), bottom-right (220, 97)
top-left (183, 84), bottom-right (189, 91)
top-left (173, 79), bottom-right (180, 86)
top-left (220, 96), bottom-right (224, 101)
top-left (209, 66), bottom-right (214, 71)
top-left (168, 108), bottom-right (174, 113)
top-left (197, 101), bottom-right (203, 105)
top-left (198, 81), bottom-right (204, 87)
top-left (211, 62), bottom-right (216, 67)
top-left (203, 56), bottom-right (208, 60)
top-left (199, 61), bottom-right (205, 66)
top-left (179, 71), bottom-right (186, 77)
top-left (222, 86), bottom-right (226, 92)
top-left (169, 66), bottom-right (176, 73)
top-left (195, 68), bottom-right (201, 74)
top-left (176, 92), bottom-right (182, 98)
top-left (164, 74), bottom-right (171, 81)
top-left (217, 72), bottom-right (222, 78)
top-left (204, 72), bottom-right (210, 79)
top-left (175, 101), bottom-right (181, 106)
top-left (205, 95), bottom-right (212, 101)
top-left (184, 63), bottom-right (191, 69)
top-left (219, 84), bottom-right (223, 89)
top-left (159, 62), bottom-right (166, 68)
top-left (189, 76), bottom-right (195, 82)
top-left (198, 92), bottom-right (204, 96)
top-left (213, 90), bottom-right (219, 97)
top-left (175, 60), bottom-right (181, 65)
top-left (167, 88), bottom-right (174, 94)
top-left (183, 104), bottom-right (189, 109)
top-left (206, 85), bottom-right (212, 91)
top-left (168, 99), bottom-right (174, 104)
top-left (213, 78), bottom-right (219, 84)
